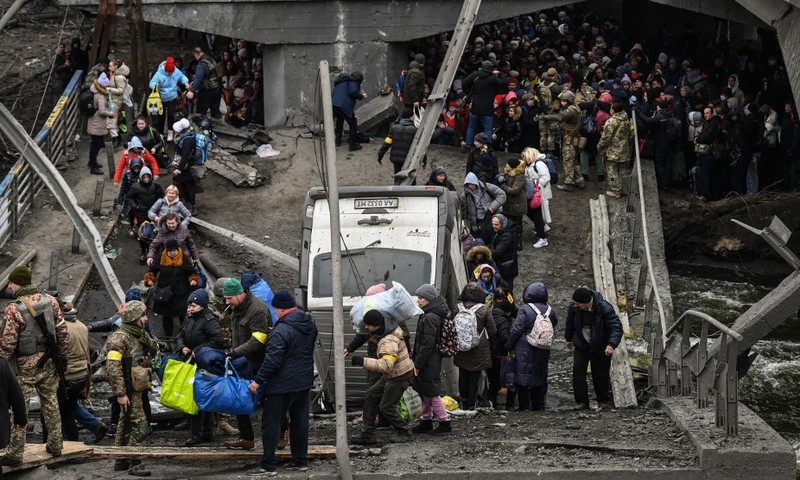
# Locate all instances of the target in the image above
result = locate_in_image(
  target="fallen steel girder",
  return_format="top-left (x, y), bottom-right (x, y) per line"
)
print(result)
top-left (0, 103), bottom-right (125, 306)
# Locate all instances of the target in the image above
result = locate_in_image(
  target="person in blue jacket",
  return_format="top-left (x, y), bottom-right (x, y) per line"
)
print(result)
top-left (565, 287), bottom-right (623, 410)
top-left (148, 56), bottom-right (190, 140)
top-left (331, 71), bottom-right (367, 151)
top-left (248, 290), bottom-right (317, 476)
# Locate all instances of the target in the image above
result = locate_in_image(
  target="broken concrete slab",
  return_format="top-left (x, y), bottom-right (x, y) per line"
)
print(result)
top-left (209, 120), bottom-right (272, 153)
top-left (355, 93), bottom-right (398, 133)
top-left (206, 150), bottom-right (264, 187)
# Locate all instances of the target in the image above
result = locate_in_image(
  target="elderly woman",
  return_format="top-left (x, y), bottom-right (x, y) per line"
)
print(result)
top-left (144, 239), bottom-right (199, 337)
top-left (176, 289), bottom-right (223, 446)
top-left (148, 185), bottom-right (192, 227)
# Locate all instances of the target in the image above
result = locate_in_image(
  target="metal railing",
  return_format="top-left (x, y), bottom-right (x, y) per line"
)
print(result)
top-left (0, 70), bottom-right (83, 248)
top-left (627, 111), bottom-right (743, 436)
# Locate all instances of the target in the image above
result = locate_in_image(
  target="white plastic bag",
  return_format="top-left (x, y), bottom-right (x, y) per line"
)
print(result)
top-left (402, 386), bottom-right (422, 419)
top-left (256, 144), bottom-right (280, 158)
top-left (219, 98), bottom-right (229, 116)
top-left (413, 105), bottom-right (424, 128)
top-left (350, 281), bottom-right (423, 333)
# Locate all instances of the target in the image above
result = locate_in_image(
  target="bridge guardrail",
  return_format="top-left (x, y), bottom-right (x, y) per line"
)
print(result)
top-left (0, 69), bottom-right (83, 248)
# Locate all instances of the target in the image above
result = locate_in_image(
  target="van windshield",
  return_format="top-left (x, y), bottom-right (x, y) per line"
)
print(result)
top-left (312, 248), bottom-right (432, 297)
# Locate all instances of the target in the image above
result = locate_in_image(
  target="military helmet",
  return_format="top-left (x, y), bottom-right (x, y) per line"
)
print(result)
top-left (121, 300), bottom-right (147, 323)
top-left (558, 90), bottom-right (575, 103)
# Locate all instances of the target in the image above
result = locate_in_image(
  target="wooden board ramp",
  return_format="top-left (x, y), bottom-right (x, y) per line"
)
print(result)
top-left (90, 444), bottom-right (342, 460)
top-left (0, 441), bottom-right (93, 473)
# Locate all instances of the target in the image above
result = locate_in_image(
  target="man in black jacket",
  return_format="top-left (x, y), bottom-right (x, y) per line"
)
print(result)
top-left (462, 61), bottom-right (508, 148)
top-left (565, 287), bottom-right (623, 410)
top-left (377, 108), bottom-right (424, 176)
top-left (0, 357), bottom-right (27, 474)
top-left (187, 47), bottom-right (221, 119)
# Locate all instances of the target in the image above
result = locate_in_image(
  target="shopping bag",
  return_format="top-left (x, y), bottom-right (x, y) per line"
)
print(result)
top-left (193, 357), bottom-right (256, 415)
top-left (350, 281), bottom-right (422, 333)
top-left (160, 358), bottom-right (199, 415)
top-left (500, 356), bottom-right (517, 394)
top-left (402, 386), bottom-right (422, 419)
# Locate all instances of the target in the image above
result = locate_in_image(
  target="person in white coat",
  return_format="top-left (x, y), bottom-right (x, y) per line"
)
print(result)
top-left (522, 147), bottom-right (552, 248)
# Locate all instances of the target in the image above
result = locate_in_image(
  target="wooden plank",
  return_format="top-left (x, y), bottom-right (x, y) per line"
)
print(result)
top-left (0, 441), bottom-right (93, 473)
top-left (89, 444), bottom-right (343, 460)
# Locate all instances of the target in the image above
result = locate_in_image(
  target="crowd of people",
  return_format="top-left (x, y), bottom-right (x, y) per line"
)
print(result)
top-left (389, 4), bottom-right (799, 201)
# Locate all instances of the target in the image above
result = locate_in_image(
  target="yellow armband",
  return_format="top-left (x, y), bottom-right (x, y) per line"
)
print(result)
top-left (380, 354), bottom-right (397, 364)
top-left (107, 350), bottom-right (123, 361)
top-left (252, 331), bottom-right (268, 344)
top-left (384, 137), bottom-right (393, 145)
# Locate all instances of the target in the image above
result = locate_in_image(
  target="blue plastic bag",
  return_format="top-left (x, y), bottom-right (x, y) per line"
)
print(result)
top-left (241, 272), bottom-right (278, 323)
top-left (193, 358), bottom-right (256, 415)
top-left (194, 346), bottom-right (253, 378)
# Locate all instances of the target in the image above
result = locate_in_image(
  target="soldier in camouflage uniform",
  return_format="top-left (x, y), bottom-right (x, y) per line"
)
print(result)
top-left (596, 102), bottom-right (632, 198)
top-left (0, 265), bottom-right (68, 467)
top-left (105, 300), bottom-right (155, 477)
top-left (537, 90), bottom-right (585, 191)
top-left (537, 68), bottom-right (561, 157)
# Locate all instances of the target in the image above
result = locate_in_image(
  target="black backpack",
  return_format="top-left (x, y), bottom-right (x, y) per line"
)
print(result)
top-left (78, 89), bottom-right (97, 117)
top-left (664, 116), bottom-right (682, 141)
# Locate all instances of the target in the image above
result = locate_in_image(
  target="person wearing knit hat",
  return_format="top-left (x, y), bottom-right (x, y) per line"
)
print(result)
top-left (565, 286), bottom-right (622, 410)
top-left (1, 263), bottom-right (70, 466)
top-left (8, 265), bottom-right (32, 287)
top-left (104, 298), bottom-right (155, 475)
top-left (222, 274), bottom-right (270, 451)
top-left (247, 286), bottom-right (317, 473)
top-left (348, 304), bottom-right (415, 444)
top-left (149, 56), bottom-right (190, 142)
top-left (411, 282), bottom-right (451, 435)
top-left (179, 287), bottom-right (220, 446)
top-left (426, 165), bottom-right (456, 191)
top-left (98, 72), bottom-right (110, 88)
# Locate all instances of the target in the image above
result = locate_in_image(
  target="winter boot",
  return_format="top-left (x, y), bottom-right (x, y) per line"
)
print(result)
top-left (411, 419), bottom-right (433, 434)
top-left (430, 421), bottom-right (452, 436)
top-left (388, 429), bottom-right (413, 443)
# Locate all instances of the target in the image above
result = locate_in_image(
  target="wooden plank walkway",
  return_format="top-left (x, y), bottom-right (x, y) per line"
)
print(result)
top-left (0, 441), bottom-right (93, 473)
top-left (90, 444), bottom-right (341, 460)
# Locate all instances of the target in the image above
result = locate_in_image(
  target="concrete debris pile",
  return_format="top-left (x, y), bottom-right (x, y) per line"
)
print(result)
top-left (206, 149), bottom-right (264, 187)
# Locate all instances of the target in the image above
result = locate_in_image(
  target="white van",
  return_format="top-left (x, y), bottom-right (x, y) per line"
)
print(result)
top-left (296, 185), bottom-right (467, 408)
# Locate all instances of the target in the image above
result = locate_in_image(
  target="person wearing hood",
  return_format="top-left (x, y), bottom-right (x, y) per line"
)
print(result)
top-left (332, 71), bottom-right (367, 151)
top-left (489, 287), bottom-right (514, 409)
top-left (410, 284), bottom-right (452, 436)
top-left (377, 108), bottom-right (424, 174)
top-left (462, 172), bottom-right (506, 245)
top-left (402, 53), bottom-right (426, 110)
top-left (148, 56), bottom-right (190, 141)
top-left (462, 60), bottom-right (508, 147)
top-left (143, 238), bottom-right (200, 337)
top-left (349, 309), bottom-right (416, 445)
top-left (126, 166), bottom-right (165, 262)
top-left (465, 133), bottom-right (498, 185)
top-left (565, 287), bottom-right (623, 410)
top-left (86, 72), bottom-right (115, 175)
top-left (475, 263), bottom-right (506, 303)
top-left (505, 282), bottom-right (558, 411)
top-left (247, 291), bottom-right (316, 475)
top-left (465, 245), bottom-right (500, 282)
top-left (113, 134), bottom-right (159, 186)
top-left (453, 283), bottom-right (497, 410)
top-left (490, 214), bottom-right (518, 293)
top-left (425, 165), bottom-right (456, 190)
top-left (106, 59), bottom-right (130, 145)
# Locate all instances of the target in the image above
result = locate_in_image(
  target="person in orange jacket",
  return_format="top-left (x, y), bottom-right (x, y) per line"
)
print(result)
top-left (113, 136), bottom-right (159, 186)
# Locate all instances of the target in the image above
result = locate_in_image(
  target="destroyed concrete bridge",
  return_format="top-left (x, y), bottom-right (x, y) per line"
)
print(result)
top-left (58, 0), bottom-right (800, 127)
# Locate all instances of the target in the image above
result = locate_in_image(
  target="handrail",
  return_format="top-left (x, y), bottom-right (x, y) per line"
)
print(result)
top-left (630, 111), bottom-right (669, 348)
top-left (666, 309), bottom-right (744, 341)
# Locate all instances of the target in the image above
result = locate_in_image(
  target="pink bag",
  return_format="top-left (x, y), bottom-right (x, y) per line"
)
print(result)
top-left (528, 179), bottom-right (542, 209)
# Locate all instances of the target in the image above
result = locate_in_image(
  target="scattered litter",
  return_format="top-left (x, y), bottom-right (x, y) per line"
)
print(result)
top-left (492, 423), bottom-right (507, 427)
top-left (256, 144), bottom-right (280, 158)
top-left (104, 248), bottom-right (118, 259)
top-left (449, 409), bottom-right (478, 417)
top-left (24, 58), bottom-right (41, 66)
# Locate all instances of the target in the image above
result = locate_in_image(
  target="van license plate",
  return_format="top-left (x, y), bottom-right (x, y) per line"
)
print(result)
top-left (354, 198), bottom-right (399, 209)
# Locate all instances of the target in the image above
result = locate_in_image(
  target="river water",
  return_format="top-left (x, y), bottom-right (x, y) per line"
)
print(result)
top-left (670, 274), bottom-right (800, 464)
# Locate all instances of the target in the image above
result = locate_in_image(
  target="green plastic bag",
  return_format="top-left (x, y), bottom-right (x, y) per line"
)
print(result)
top-left (160, 358), bottom-right (199, 415)
top-left (397, 397), bottom-right (410, 422)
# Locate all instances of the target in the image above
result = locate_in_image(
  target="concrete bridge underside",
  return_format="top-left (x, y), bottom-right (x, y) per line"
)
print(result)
top-left (60, 0), bottom-right (800, 127)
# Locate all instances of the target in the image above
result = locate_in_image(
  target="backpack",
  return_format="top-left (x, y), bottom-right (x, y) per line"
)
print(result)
top-left (664, 116), bottom-right (683, 141)
top-left (453, 302), bottom-right (483, 352)
top-left (525, 304), bottom-right (554, 350)
top-left (580, 106), bottom-right (598, 136)
top-left (523, 174), bottom-right (535, 200)
top-left (436, 315), bottom-right (459, 357)
top-left (536, 157), bottom-right (559, 185)
top-left (199, 58), bottom-right (221, 90)
top-left (177, 133), bottom-right (212, 166)
top-left (147, 85), bottom-right (163, 117)
top-left (78, 89), bottom-right (97, 117)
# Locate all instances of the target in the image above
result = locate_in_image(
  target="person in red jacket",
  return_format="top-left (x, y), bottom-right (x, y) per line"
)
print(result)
top-left (113, 136), bottom-right (159, 186)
